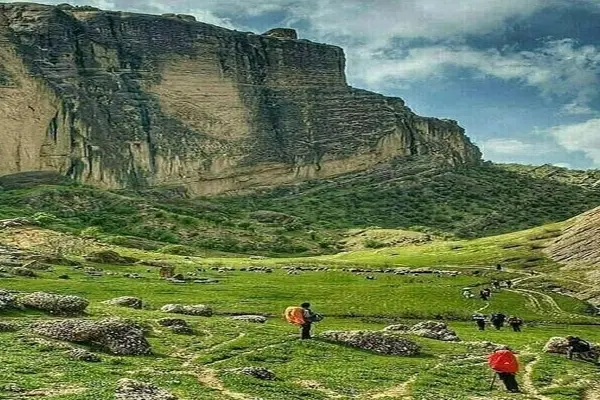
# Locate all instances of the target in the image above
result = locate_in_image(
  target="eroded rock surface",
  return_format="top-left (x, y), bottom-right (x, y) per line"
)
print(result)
top-left (19, 292), bottom-right (89, 315)
top-left (102, 297), bottom-right (144, 309)
top-left (319, 331), bottom-right (421, 356)
top-left (160, 304), bottom-right (212, 316)
top-left (115, 379), bottom-right (177, 400)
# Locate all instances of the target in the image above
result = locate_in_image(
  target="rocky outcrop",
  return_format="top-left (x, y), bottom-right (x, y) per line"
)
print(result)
top-left (546, 206), bottom-right (600, 266)
top-left (160, 304), bottom-right (213, 316)
top-left (19, 292), bottom-right (89, 315)
top-left (102, 296), bottom-right (144, 309)
top-left (115, 379), bottom-right (177, 400)
top-left (319, 330), bottom-right (421, 356)
top-left (0, 3), bottom-right (481, 195)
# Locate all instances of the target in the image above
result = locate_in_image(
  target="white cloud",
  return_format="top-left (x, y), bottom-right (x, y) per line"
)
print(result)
top-left (481, 139), bottom-right (545, 156)
top-left (548, 119), bottom-right (600, 166)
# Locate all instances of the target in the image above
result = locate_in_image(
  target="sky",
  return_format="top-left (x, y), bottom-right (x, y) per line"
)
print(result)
top-left (8, 0), bottom-right (600, 169)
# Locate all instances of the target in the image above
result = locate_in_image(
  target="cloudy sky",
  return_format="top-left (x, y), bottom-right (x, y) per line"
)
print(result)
top-left (10, 0), bottom-right (600, 169)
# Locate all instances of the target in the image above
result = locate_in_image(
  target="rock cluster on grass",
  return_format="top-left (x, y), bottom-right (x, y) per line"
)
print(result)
top-left (11, 267), bottom-right (36, 277)
top-left (68, 348), bottom-right (101, 362)
top-left (160, 304), bottom-right (213, 316)
top-left (0, 218), bottom-right (33, 229)
top-left (319, 331), bottom-right (421, 356)
top-left (544, 337), bottom-right (600, 357)
top-left (231, 366), bottom-right (276, 380)
top-left (0, 321), bottom-right (18, 332)
top-left (19, 292), bottom-right (89, 315)
top-left (115, 379), bottom-right (177, 400)
top-left (382, 324), bottom-right (411, 332)
top-left (84, 250), bottom-right (139, 265)
top-left (157, 318), bottom-right (193, 334)
top-left (407, 321), bottom-right (461, 342)
top-left (102, 297), bottom-right (144, 309)
top-left (230, 315), bottom-right (267, 323)
top-left (31, 318), bottom-right (152, 355)
top-left (0, 289), bottom-right (18, 310)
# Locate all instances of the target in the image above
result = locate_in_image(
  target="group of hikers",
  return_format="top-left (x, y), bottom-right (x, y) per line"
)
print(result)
top-left (472, 312), bottom-right (523, 331)
top-left (462, 280), bottom-right (512, 301)
top-left (285, 303), bottom-right (597, 394)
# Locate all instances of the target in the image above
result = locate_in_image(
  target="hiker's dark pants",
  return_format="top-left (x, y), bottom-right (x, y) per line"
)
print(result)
top-left (568, 349), bottom-right (597, 363)
top-left (301, 323), bottom-right (312, 339)
top-left (510, 324), bottom-right (521, 332)
top-left (492, 322), bottom-right (503, 330)
top-left (476, 320), bottom-right (485, 331)
top-left (498, 372), bottom-right (520, 392)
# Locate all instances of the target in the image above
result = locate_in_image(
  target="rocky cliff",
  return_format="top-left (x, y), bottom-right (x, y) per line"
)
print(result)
top-left (0, 3), bottom-right (481, 195)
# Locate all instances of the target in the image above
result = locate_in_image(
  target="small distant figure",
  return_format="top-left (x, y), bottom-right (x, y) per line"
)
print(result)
top-left (472, 313), bottom-right (486, 331)
top-left (480, 288), bottom-right (491, 301)
top-left (505, 280), bottom-right (513, 289)
top-left (496, 264), bottom-right (502, 271)
top-left (566, 336), bottom-right (599, 364)
top-left (366, 275), bottom-right (375, 280)
top-left (490, 313), bottom-right (506, 330)
top-left (462, 288), bottom-right (474, 299)
top-left (492, 280), bottom-right (501, 290)
top-left (488, 346), bottom-right (520, 393)
top-left (507, 316), bottom-right (523, 332)
top-left (530, 270), bottom-right (536, 276)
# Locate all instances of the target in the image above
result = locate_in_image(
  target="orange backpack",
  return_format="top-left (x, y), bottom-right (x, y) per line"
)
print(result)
top-left (488, 350), bottom-right (519, 373)
top-left (284, 306), bottom-right (306, 326)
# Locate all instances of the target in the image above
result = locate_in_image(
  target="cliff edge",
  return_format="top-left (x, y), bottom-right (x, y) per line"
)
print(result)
top-left (0, 3), bottom-right (481, 195)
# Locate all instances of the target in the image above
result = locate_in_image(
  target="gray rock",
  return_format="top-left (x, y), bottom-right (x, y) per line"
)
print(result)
top-left (11, 267), bottom-right (36, 277)
top-left (19, 292), bottom-right (89, 315)
top-left (21, 260), bottom-right (51, 270)
top-left (0, 289), bottom-right (18, 310)
top-left (31, 318), bottom-right (152, 355)
top-left (0, 218), bottom-right (32, 229)
top-left (230, 315), bottom-right (267, 324)
top-left (103, 297), bottom-right (143, 309)
top-left (115, 379), bottom-right (177, 400)
top-left (544, 337), bottom-right (600, 358)
top-left (382, 324), bottom-right (410, 332)
top-left (319, 330), bottom-right (421, 356)
top-left (407, 321), bottom-right (461, 342)
top-left (232, 366), bottom-right (276, 380)
top-left (68, 348), bottom-right (101, 362)
top-left (157, 318), bottom-right (193, 335)
top-left (0, 321), bottom-right (18, 332)
top-left (160, 304), bottom-right (212, 317)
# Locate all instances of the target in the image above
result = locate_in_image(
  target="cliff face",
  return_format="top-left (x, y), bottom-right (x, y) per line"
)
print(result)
top-left (0, 3), bottom-right (482, 195)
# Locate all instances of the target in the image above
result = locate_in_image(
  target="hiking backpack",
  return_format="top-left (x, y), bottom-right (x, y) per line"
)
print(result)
top-left (284, 306), bottom-right (306, 325)
top-left (488, 350), bottom-right (519, 373)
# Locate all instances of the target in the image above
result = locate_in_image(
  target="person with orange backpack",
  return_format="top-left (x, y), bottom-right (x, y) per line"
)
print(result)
top-left (488, 346), bottom-right (520, 393)
top-left (284, 302), bottom-right (322, 339)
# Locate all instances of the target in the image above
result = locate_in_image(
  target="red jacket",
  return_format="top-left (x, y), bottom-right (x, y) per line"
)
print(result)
top-left (488, 350), bottom-right (519, 373)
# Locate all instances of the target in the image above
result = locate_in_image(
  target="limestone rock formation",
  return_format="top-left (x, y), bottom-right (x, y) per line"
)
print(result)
top-left (546, 206), bottom-right (600, 266)
top-left (102, 296), bottom-right (144, 309)
top-left (230, 315), bottom-right (267, 323)
top-left (115, 379), bottom-right (177, 400)
top-left (319, 330), bottom-right (421, 355)
top-left (0, 3), bottom-right (481, 195)
top-left (160, 303), bottom-right (213, 316)
top-left (19, 292), bottom-right (89, 315)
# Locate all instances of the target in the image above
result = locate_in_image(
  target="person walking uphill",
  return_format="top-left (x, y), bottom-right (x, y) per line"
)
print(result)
top-left (490, 313), bottom-right (506, 330)
top-left (488, 346), bottom-right (520, 393)
top-left (284, 303), bottom-right (323, 340)
top-left (507, 316), bottom-right (523, 332)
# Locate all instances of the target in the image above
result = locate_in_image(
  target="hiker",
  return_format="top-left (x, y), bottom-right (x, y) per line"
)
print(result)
top-left (566, 336), bottom-right (598, 364)
top-left (490, 313), bottom-right (506, 330)
top-left (488, 346), bottom-right (520, 393)
top-left (507, 316), bottom-right (523, 332)
top-left (284, 303), bottom-right (322, 340)
top-left (496, 264), bottom-right (502, 271)
top-left (480, 289), bottom-right (489, 301)
top-left (505, 280), bottom-right (513, 289)
top-left (472, 313), bottom-right (486, 331)
top-left (492, 280), bottom-right (500, 290)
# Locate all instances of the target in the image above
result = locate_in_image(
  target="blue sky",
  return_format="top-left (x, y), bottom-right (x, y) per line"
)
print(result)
top-left (13, 0), bottom-right (600, 169)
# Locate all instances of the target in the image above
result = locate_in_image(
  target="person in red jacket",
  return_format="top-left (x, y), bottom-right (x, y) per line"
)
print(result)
top-left (488, 346), bottom-right (520, 393)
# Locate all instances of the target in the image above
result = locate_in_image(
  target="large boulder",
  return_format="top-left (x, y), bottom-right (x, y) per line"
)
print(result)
top-left (31, 318), bottom-right (152, 355)
top-left (102, 297), bottom-right (143, 309)
top-left (382, 324), bottom-right (411, 332)
top-left (544, 337), bottom-right (600, 358)
top-left (157, 318), bottom-right (193, 334)
top-left (84, 250), bottom-right (138, 265)
top-left (319, 331), bottom-right (421, 356)
top-left (160, 304), bottom-right (212, 316)
top-left (0, 218), bottom-right (33, 229)
top-left (0, 290), bottom-right (18, 311)
top-left (408, 321), bottom-right (461, 342)
top-left (115, 379), bottom-right (177, 400)
top-left (11, 267), bottom-right (36, 277)
top-left (230, 315), bottom-right (267, 323)
top-left (19, 292), bottom-right (89, 315)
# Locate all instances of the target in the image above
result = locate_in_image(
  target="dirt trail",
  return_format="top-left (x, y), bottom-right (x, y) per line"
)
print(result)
top-left (196, 368), bottom-right (253, 400)
top-left (522, 356), bottom-right (553, 400)
top-left (296, 380), bottom-right (345, 399)
top-left (183, 332), bottom-right (246, 367)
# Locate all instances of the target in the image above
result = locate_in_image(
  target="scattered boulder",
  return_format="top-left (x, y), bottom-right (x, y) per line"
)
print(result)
top-left (160, 304), bottom-right (212, 317)
top-left (19, 292), bottom-right (89, 315)
top-left (230, 315), bottom-right (267, 324)
top-left (102, 297), bottom-right (143, 309)
top-left (84, 250), bottom-right (138, 265)
top-left (11, 267), bottom-right (36, 277)
top-left (157, 318), bottom-right (193, 334)
top-left (115, 378), bottom-right (177, 400)
top-left (232, 366), bottom-right (276, 380)
top-left (31, 318), bottom-right (152, 355)
top-left (21, 260), bottom-right (51, 270)
top-left (408, 321), bottom-right (460, 342)
top-left (68, 348), bottom-right (101, 362)
top-left (319, 331), bottom-right (421, 356)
